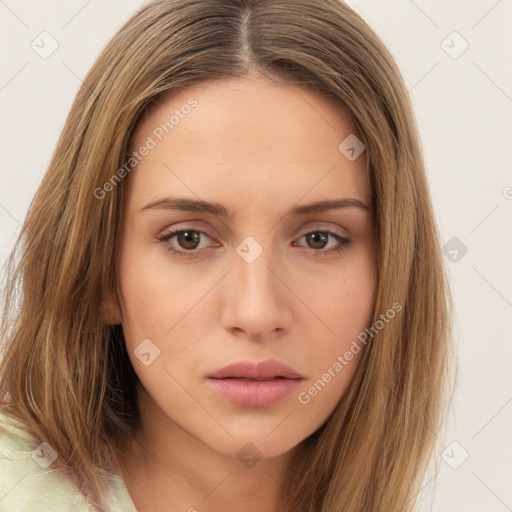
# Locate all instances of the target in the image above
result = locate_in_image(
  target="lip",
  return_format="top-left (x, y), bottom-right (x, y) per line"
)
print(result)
top-left (208, 359), bottom-right (304, 380)
top-left (207, 359), bottom-right (304, 408)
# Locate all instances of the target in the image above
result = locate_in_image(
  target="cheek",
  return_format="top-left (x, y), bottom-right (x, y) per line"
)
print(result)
top-left (116, 239), bottom-right (195, 341)
top-left (308, 248), bottom-right (377, 344)
top-left (293, 272), bottom-right (375, 434)
top-left (298, 248), bottom-right (377, 396)
top-left (116, 240), bottom-right (222, 387)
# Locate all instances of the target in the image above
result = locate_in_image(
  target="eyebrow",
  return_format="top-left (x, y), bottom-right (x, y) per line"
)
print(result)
top-left (139, 196), bottom-right (370, 217)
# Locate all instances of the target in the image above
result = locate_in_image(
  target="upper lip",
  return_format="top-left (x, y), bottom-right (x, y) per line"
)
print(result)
top-left (208, 359), bottom-right (304, 380)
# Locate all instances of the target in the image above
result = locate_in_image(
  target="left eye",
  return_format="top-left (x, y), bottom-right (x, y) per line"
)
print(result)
top-left (155, 229), bottom-right (351, 258)
top-left (295, 231), bottom-right (350, 253)
top-left (156, 229), bottom-right (214, 255)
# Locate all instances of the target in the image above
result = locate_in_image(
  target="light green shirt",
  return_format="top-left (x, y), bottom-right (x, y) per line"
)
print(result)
top-left (0, 410), bottom-right (138, 511)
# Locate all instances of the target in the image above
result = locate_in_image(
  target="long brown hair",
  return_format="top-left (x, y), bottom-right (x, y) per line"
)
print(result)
top-left (0, 1), bottom-right (454, 510)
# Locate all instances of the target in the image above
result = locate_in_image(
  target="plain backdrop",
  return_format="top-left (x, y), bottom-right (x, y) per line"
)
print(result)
top-left (1, 1), bottom-right (511, 510)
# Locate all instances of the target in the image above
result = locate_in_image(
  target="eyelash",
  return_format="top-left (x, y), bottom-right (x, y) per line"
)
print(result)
top-left (155, 228), bottom-right (351, 258)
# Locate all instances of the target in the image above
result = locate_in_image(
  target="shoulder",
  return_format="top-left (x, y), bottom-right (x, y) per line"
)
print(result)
top-left (0, 409), bottom-right (92, 511)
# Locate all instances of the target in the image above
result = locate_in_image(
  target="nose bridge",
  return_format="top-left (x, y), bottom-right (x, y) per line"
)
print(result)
top-left (234, 234), bottom-right (279, 302)
top-left (221, 234), bottom-right (289, 338)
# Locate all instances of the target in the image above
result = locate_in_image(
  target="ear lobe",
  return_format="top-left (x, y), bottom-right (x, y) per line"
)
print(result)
top-left (100, 288), bottom-right (123, 325)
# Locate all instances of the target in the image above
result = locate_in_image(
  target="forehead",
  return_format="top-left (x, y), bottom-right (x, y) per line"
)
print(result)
top-left (126, 76), bottom-right (370, 210)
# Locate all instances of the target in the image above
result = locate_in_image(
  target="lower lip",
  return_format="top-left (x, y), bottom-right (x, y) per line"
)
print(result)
top-left (207, 377), bottom-right (303, 408)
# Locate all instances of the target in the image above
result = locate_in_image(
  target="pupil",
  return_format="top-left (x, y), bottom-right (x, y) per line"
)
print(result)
top-left (179, 231), bottom-right (200, 250)
top-left (307, 232), bottom-right (328, 249)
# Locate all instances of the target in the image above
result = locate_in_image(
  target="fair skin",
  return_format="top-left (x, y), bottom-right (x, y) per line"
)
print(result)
top-left (104, 74), bottom-right (378, 512)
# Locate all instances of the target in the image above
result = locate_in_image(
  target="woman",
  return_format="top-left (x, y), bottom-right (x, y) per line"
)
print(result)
top-left (0, 0), bottom-right (453, 511)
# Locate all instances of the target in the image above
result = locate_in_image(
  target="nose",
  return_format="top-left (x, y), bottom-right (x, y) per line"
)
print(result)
top-left (220, 241), bottom-right (293, 342)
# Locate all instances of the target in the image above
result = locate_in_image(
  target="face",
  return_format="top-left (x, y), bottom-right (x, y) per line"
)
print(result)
top-left (106, 75), bottom-right (377, 464)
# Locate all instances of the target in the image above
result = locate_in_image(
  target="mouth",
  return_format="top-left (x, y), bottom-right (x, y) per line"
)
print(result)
top-left (207, 360), bottom-right (304, 408)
